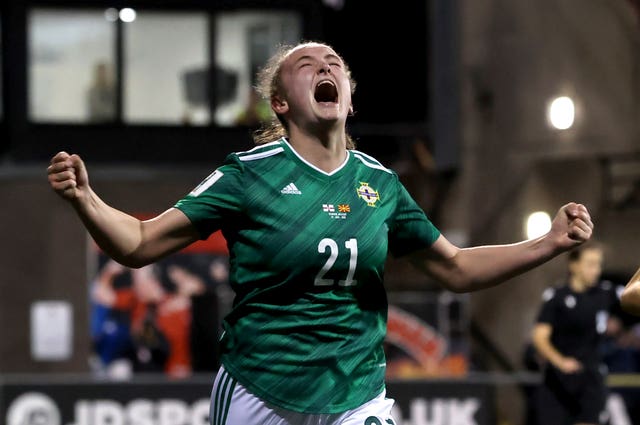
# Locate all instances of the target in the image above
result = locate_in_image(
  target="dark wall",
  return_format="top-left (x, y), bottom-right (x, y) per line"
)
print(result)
top-left (320, 2), bottom-right (431, 125)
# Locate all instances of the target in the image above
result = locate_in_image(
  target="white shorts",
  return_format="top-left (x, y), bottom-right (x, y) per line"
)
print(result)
top-left (210, 366), bottom-right (397, 425)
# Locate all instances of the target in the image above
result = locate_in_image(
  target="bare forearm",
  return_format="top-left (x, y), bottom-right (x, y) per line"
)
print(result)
top-left (448, 236), bottom-right (558, 292)
top-left (466, 236), bottom-right (557, 288)
top-left (621, 266), bottom-right (640, 316)
top-left (72, 188), bottom-right (147, 266)
top-left (532, 334), bottom-right (565, 369)
top-left (49, 151), bottom-right (198, 266)
top-left (417, 202), bottom-right (593, 292)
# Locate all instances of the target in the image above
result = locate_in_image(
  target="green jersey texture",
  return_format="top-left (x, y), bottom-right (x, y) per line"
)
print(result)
top-left (174, 138), bottom-right (441, 413)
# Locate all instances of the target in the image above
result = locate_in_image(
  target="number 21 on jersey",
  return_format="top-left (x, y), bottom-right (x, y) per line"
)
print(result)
top-left (314, 238), bottom-right (358, 287)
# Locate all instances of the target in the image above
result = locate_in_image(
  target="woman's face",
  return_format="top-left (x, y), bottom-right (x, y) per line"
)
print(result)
top-left (275, 43), bottom-right (353, 130)
top-left (570, 248), bottom-right (603, 287)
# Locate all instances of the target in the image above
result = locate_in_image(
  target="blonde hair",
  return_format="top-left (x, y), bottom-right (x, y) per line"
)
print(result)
top-left (252, 41), bottom-right (357, 149)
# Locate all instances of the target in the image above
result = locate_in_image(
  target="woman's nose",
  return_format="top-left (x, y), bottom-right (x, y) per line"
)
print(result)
top-left (318, 63), bottom-right (331, 74)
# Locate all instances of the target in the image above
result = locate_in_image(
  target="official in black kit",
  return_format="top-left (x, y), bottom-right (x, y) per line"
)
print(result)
top-left (531, 243), bottom-right (622, 425)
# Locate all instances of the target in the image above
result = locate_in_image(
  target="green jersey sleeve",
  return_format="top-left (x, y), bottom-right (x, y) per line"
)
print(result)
top-left (173, 155), bottom-right (245, 239)
top-left (388, 179), bottom-right (441, 257)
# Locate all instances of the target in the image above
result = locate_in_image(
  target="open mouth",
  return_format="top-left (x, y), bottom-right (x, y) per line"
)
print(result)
top-left (314, 80), bottom-right (338, 103)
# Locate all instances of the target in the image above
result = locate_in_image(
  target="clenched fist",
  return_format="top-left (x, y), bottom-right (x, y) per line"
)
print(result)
top-left (549, 202), bottom-right (594, 251)
top-left (47, 151), bottom-right (90, 202)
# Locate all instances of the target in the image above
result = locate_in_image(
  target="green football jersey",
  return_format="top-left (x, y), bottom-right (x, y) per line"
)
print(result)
top-left (174, 138), bottom-right (440, 413)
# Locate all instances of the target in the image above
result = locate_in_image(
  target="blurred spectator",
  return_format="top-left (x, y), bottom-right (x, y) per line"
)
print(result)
top-left (188, 256), bottom-right (229, 371)
top-left (531, 243), bottom-right (626, 425)
top-left (87, 61), bottom-right (115, 122)
top-left (90, 260), bottom-right (135, 378)
top-left (128, 265), bottom-right (196, 378)
top-left (90, 259), bottom-right (206, 378)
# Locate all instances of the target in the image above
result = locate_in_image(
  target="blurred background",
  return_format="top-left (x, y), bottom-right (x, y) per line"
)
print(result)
top-left (1, 0), bottom-right (640, 424)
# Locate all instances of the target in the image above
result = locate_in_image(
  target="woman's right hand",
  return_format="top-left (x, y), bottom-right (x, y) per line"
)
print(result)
top-left (556, 356), bottom-right (583, 374)
top-left (47, 151), bottom-right (90, 202)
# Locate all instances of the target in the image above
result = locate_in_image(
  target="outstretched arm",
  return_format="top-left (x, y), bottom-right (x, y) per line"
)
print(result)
top-left (409, 203), bottom-right (593, 293)
top-left (620, 266), bottom-right (640, 316)
top-left (47, 151), bottom-right (200, 268)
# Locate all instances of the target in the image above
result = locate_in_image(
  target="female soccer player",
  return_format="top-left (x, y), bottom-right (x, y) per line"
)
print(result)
top-left (48, 41), bottom-right (593, 425)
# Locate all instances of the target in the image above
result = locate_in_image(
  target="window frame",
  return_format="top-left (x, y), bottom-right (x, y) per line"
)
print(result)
top-left (1, 0), bottom-right (318, 164)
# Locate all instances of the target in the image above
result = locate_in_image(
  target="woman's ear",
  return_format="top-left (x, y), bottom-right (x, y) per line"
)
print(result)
top-left (271, 96), bottom-right (289, 114)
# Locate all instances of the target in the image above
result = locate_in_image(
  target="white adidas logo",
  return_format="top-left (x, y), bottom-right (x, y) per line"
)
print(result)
top-left (280, 182), bottom-right (302, 195)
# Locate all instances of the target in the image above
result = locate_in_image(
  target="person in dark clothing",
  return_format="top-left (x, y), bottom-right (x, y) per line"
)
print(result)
top-left (531, 242), bottom-right (623, 425)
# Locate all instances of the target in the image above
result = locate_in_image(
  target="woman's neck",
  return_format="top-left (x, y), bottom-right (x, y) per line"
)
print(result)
top-left (287, 127), bottom-right (348, 173)
top-left (569, 276), bottom-right (589, 293)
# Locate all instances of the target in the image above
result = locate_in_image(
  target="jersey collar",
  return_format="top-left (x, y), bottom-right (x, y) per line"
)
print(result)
top-left (280, 137), bottom-right (351, 178)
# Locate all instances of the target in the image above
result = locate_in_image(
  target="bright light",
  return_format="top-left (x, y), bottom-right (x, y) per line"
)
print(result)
top-left (526, 211), bottom-right (552, 239)
top-left (119, 8), bottom-right (137, 23)
top-left (104, 8), bottom-right (119, 22)
top-left (548, 96), bottom-right (575, 130)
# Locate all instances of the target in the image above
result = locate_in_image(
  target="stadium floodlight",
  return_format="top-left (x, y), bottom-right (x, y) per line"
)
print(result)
top-left (119, 8), bottom-right (137, 23)
top-left (526, 211), bottom-right (552, 239)
top-left (547, 96), bottom-right (575, 130)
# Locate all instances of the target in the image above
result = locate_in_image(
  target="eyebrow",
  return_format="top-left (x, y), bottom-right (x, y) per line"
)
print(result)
top-left (294, 54), bottom-right (343, 64)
